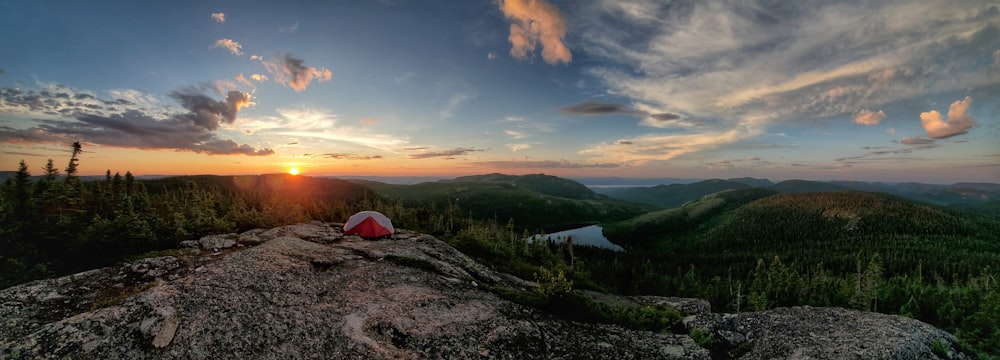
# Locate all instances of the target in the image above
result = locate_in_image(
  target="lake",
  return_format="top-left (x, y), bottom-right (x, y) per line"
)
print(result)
top-left (528, 225), bottom-right (625, 252)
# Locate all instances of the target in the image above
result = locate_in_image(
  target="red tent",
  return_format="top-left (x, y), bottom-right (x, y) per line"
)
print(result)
top-left (343, 211), bottom-right (394, 238)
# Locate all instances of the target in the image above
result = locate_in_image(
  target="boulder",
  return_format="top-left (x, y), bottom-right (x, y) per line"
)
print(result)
top-left (685, 306), bottom-right (970, 359)
top-left (197, 233), bottom-right (238, 250)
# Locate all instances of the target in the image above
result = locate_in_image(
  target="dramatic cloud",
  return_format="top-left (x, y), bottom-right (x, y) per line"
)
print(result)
top-left (406, 147), bottom-right (483, 159)
top-left (262, 54), bottom-right (332, 92)
top-left (576, 0), bottom-right (1000, 158)
top-left (854, 110), bottom-right (886, 126)
top-left (474, 159), bottom-right (620, 169)
top-left (498, 0), bottom-right (572, 64)
top-left (0, 86), bottom-right (272, 156)
top-left (211, 12), bottom-right (225, 23)
top-left (920, 96), bottom-right (977, 139)
top-left (169, 88), bottom-right (251, 130)
top-left (213, 39), bottom-right (243, 56)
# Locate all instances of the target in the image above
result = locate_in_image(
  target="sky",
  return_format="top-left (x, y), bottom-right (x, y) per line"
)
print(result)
top-left (1, 0), bottom-right (999, 183)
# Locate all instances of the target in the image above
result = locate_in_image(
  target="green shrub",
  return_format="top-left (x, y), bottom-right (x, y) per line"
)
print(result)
top-left (690, 327), bottom-right (714, 348)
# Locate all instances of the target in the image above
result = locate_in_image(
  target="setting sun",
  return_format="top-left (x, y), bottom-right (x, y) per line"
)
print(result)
top-left (288, 167), bottom-right (300, 176)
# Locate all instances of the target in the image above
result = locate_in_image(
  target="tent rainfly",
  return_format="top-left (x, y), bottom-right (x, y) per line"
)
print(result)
top-left (343, 211), bottom-right (394, 238)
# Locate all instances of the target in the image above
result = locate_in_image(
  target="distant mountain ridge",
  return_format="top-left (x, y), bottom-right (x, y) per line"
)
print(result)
top-left (594, 177), bottom-right (1000, 207)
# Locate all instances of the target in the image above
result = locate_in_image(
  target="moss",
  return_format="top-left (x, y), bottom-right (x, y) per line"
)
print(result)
top-left (90, 281), bottom-right (158, 310)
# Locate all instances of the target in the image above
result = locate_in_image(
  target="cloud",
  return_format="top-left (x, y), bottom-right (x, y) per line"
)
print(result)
top-left (994, 49), bottom-right (1000, 67)
top-left (487, 52), bottom-right (496, 60)
top-left (280, 20), bottom-right (300, 33)
top-left (505, 130), bottom-right (527, 139)
top-left (562, 100), bottom-right (690, 128)
top-left (920, 96), bottom-right (977, 139)
top-left (213, 39), bottom-right (243, 56)
top-left (886, 128), bottom-right (896, 135)
top-left (406, 147), bottom-right (483, 159)
top-left (211, 12), bottom-right (225, 23)
top-left (439, 92), bottom-right (476, 119)
top-left (854, 109), bottom-right (886, 126)
top-left (900, 137), bottom-right (935, 145)
top-left (240, 107), bottom-right (409, 152)
top-left (250, 73), bottom-right (268, 82)
top-left (169, 88), bottom-right (252, 130)
top-left (235, 74), bottom-right (252, 87)
top-left (250, 55), bottom-right (263, 61)
top-left (575, 0), bottom-right (1000, 157)
top-left (262, 54), bottom-right (332, 92)
top-left (507, 143), bottom-right (531, 151)
top-left (0, 86), bottom-right (271, 156)
top-left (474, 159), bottom-right (621, 169)
top-left (312, 153), bottom-right (383, 160)
top-left (498, 0), bottom-right (572, 64)
top-left (0, 83), bottom-right (162, 117)
top-left (561, 100), bottom-right (638, 115)
top-left (580, 127), bottom-right (752, 164)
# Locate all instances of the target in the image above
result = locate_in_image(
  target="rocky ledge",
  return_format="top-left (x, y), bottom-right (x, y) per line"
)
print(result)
top-left (0, 222), bottom-right (971, 359)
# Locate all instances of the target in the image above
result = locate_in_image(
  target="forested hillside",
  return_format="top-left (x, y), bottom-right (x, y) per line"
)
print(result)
top-left (599, 177), bottom-right (1000, 208)
top-left (601, 190), bottom-right (1000, 356)
top-left (0, 145), bottom-right (377, 288)
top-left (350, 173), bottom-right (652, 230)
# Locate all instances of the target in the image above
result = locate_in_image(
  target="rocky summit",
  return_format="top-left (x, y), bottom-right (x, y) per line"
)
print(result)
top-left (0, 222), bottom-right (971, 359)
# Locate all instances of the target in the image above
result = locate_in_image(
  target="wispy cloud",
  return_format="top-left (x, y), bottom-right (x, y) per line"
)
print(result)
top-left (439, 92), bottom-right (476, 119)
top-left (498, 0), bottom-right (572, 64)
top-left (580, 127), bottom-right (753, 164)
top-left (561, 100), bottom-right (692, 128)
top-left (505, 130), bottom-right (527, 139)
top-left (920, 96), bottom-right (977, 139)
top-left (280, 20), bottom-right (300, 33)
top-left (0, 85), bottom-right (271, 155)
top-left (211, 12), bottom-right (225, 23)
top-left (239, 107), bottom-right (409, 152)
top-left (213, 39), bottom-right (243, 56)
top-left (474, 159), bottom-right (620, 169)
top-left (406, 147), bottom-right (483, 159)
top-left (562, 100), bottom-right (638, 116)
top-left (309, 153), bottom-right (383, 160)
top-left (576, 0), bottom-right (999, 161)
top-left (506, 143), bottom-right (531, 151)
top-left (900, 137), bottom-right (935, 145)
top-left (262, 54), bottom-right (332, 92)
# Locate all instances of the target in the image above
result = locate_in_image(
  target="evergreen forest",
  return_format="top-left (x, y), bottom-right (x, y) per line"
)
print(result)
top-left (1, 145), bottom-right (998, 357)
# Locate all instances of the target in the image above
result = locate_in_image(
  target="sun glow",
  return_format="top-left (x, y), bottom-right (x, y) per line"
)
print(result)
top-left (288, 167), bottom-right (300, 175)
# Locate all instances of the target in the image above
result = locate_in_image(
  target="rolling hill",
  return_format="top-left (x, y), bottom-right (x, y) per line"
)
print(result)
top-left (348, 173), bottom-right (654, 230)
top-left (596, 177), bottom-right (1000, 207)
top-left (606, 190), bottom-right (999, 278)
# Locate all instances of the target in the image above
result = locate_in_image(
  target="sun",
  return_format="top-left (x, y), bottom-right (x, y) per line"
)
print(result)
top-left (288, 167), bottom-right (300, 176)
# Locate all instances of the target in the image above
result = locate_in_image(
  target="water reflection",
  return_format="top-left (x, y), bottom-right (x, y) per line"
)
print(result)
top-left (528, 225), bottom-right (625, 252)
